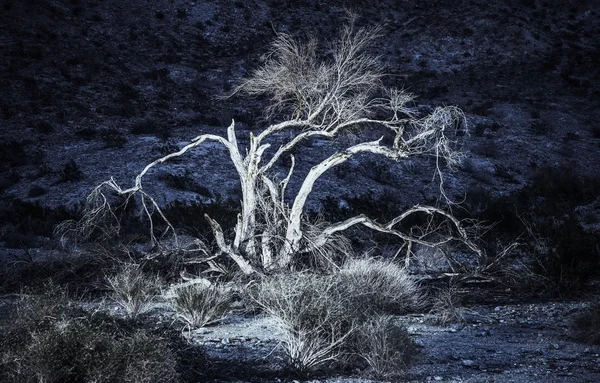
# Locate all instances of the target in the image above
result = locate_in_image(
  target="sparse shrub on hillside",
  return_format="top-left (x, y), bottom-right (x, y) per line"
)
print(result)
top-left (474, 121), bottom-right (501, 137)
top-left (129, 118), bottom-right (171, 140)
top-left (471, 102), bottom-right (493, 116)
top-left (99, 127), bottom-right (128, 148)
top-left (158, 172), bottom-right (212, 198)
top-left (531, 215), bottom-right (599, 293)
top-left (0, 140), bottom-right (29, 168)
top-left (0, 198), bottom-right (79, 238)
top-left (171, 282), bottom-right (232, 328)
top-left (563, 131), bottom-right (579, 141)
top-left (107, 263), bottom-right (163, 319)
top-left (461, 164), bottom-right (600, 295)
top-left (57, 159), bottom-right (84, 183)
top-left (475, 140), bottom-right (498, 158)
top-left (164, 198), bottom-right (240, 240)
top-left (75, 126), bottom-right (98, 140)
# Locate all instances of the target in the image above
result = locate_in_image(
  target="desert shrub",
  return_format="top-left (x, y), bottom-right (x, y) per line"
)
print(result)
top-left (171, 282), bottom-right (231, 328)
top-left (460, 164), bottom-right (600, 295)
top-left (57, 159), bottom-right (84, 183)
top-left (474, 140), bottom-right (498, 158)
top-left (251, 273), bottom-right (359, 371)
top-left (107, 263), bottom-right (163, 319)
top-left (75, 127), bottom-right (98, 140)
top-left (0, 286), bottom-right (179, 383)
top-left (573, 299), bottom-right (600, 345)
top-left (158, 172), bottom-right (212, 198)
top-left (335, 257), bottom-right (423, 315)
top-left (429, 283), bottom-right (465, 325)
top-left (0, 248), bottom-right (118, 295)
top-left (321, 191), bottom-right (405, 224)
top-left (354, 316), bottom-right (418, 379)
top-left (130, 118), bottom-right (170, 139)
top-left (99, 127), bottom-right (128, 148)
top-left (252, 267), bottom-right (421, 372)
top-left (471, 103), bottom-right (493, 116)
top-left (0, 140), bottom-right (29, 168)
top-left (531, 215), bottom-right (600, 293)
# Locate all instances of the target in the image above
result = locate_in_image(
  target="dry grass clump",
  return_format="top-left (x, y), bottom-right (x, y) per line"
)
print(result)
top-left (573, 298), bottom-right (600, 345)
top-left (0, 284), bottom-right (179, 383)
top-left (335, 257), bottom-right (423, 315)
top-left (107, 263), bottom-right (163, 319)
top-left (171, 282), bottom-right (232, 328)
top-left (355, 315), bottom-right (419, 379)
top-left (252, 261), bottom-right (422, 373)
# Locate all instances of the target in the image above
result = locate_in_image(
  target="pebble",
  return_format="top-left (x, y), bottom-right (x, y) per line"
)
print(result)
top-left (462, 359), bottom-right (475, 367)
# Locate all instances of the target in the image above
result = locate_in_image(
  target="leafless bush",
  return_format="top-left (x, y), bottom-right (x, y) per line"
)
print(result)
top-left (429, 283), bottom-right (465, 325)
top-left (355, 315), bottom-right (418, 379)
top-left (107, 263), bottom-right (163, 319)
top-left (171, 282), bottom-right (232, 328)
top-left (335, 257), bottom-right (423, 315)
top-left (251, 266), bottom-right (422, 372)
top-left (251, 273), bottom-right (358, 371)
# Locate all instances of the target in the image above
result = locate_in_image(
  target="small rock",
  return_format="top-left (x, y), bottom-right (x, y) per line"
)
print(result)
top-left (434, 376), bottom-right (443, 381)
top-left (462, 359), bottom-right (475, 367)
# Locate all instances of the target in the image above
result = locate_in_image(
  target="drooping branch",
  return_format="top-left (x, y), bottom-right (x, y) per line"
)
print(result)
top-left (300, 206), bottom-right (483, 272)
top-left (59, 121), bottom-right (247, 248)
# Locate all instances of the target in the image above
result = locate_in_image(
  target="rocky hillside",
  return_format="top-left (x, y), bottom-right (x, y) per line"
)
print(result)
top-left (0, 0), bottom-right (599, 259)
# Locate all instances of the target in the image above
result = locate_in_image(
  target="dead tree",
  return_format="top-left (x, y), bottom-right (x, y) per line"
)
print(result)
top-left (58, 17), bottom-right (483, 275)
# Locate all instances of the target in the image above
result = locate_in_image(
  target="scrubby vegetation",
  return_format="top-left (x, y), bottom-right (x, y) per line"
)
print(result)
top-left (107, 263), bottom-right (163, 319)
top-left (171, 282), bottom-right (232, 328)
top-left (251, 258), bottom-right (421, 373)
top-left (0, 285), bottom-right (180, 383)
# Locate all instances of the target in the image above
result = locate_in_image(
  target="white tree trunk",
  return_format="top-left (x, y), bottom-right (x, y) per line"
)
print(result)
top-left (276, 139), bottom-right (405, 269)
